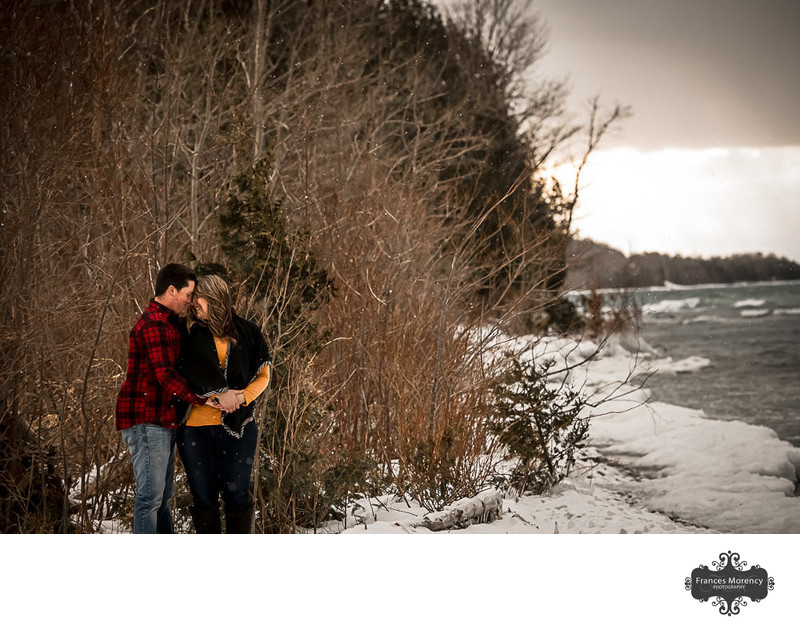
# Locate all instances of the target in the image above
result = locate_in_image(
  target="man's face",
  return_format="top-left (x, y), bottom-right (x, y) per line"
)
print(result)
top-left (171, 281), bottom-right (195, 316)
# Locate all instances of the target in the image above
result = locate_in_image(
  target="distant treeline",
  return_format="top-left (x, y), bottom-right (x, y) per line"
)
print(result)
top-left (565, 239), bottom-right (800, 289)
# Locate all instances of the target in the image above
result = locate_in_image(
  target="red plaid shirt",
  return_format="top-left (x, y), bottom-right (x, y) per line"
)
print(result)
top-left (115, 300), bottom-right (207, 431)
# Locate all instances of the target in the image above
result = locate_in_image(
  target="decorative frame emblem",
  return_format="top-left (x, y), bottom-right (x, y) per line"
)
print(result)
top-left (686, 551), bottom-right (774, 615)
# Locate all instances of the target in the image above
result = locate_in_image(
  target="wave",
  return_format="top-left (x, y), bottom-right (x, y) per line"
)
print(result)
top-left (680, 315), bottom-right (740, 325)
top-left (734, 299), bottom-right (766, 308)
top-left (651, 355), bottom-right (712, 374)
top-left (632, 279), bottom-right (800, 293)
top-left (740, 309), bottom-right (771, 318)
top-left (642, 297), bottom-right (700, 314)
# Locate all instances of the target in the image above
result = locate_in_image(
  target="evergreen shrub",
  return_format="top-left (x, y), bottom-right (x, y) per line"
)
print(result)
top-left (486, 356), bottom-right (589, 495)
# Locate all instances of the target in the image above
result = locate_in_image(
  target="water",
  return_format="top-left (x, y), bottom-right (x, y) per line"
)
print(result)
top-left (626, 280), bottom-right (800, 447)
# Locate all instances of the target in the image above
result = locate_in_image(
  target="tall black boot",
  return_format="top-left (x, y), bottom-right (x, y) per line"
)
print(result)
top-left (190, 504), bottom-right (222, 534)
top-left (225, 503), bottom-right (254, 534)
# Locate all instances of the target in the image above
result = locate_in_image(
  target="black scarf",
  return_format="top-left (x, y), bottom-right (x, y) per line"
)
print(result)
top-left (177, 312), bottom-right (271, 437)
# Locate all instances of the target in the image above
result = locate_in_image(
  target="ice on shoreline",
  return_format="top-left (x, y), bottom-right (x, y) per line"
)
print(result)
top-left (588, 388), bottom-right (800, 533)
top-left (557, 334), bottom-right (800, 533)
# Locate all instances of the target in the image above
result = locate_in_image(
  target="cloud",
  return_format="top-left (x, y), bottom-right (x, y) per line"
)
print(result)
top-left (548, 146), bottom-right (800, 261)
top-left (532, 0), bottom-right (800, 150)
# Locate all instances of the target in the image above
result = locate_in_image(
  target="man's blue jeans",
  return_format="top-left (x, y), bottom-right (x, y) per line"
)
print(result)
top-left (121, 424), bottom-right (176, 534)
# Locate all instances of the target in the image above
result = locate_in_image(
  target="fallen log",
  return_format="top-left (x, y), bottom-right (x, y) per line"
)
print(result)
top-left (396, 489), bottom-right (503, 532)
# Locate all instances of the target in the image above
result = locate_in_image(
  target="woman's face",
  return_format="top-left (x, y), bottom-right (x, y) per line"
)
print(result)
top-left (192, 295), bottom-right (209, 321)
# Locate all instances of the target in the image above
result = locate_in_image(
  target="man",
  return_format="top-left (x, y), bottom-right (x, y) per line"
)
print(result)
top-left (115, 263), bottom-right (239, 533)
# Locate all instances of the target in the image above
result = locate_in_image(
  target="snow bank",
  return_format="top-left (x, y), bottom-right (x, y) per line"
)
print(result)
top-left (581, 340), bottom-right (800, 533)
top-left (589, 390), bottom-right (800, 533)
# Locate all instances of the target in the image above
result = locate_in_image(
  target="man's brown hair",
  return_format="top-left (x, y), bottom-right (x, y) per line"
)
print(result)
top-left (155, 263), bottom-right (197, 296)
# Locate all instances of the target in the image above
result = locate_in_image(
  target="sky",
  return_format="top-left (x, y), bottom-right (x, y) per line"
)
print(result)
top-left (452, 0), bottom-right (800, 261)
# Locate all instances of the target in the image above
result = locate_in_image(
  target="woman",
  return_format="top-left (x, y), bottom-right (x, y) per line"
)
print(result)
top-left (176, 275), bottom-right (271, 533)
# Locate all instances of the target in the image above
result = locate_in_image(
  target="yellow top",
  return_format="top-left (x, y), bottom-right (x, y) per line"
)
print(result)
top-left (185, 335), bottom-right (271, 427)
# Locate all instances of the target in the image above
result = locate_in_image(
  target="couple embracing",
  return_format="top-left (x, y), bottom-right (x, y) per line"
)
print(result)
top-left (115, 264), bottom-right (271, 534)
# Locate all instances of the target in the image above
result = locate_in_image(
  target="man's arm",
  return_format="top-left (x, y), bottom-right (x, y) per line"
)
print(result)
top-left (141, 320), bottom-right (207, 407)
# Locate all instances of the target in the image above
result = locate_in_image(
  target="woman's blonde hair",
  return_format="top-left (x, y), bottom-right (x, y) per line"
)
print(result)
top-left (189, 275), bottom-right (237, 343)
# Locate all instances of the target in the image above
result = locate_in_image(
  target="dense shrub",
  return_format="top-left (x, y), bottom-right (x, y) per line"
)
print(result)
top-left (486, 356), bottom-right (589, 495)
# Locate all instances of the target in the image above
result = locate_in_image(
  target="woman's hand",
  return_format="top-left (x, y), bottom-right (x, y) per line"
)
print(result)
top-left (209, 390), bottom-right (243, 413)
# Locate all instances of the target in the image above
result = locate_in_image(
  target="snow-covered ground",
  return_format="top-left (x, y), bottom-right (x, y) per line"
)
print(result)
top-left (336, 332), bottom-right (800, 535)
